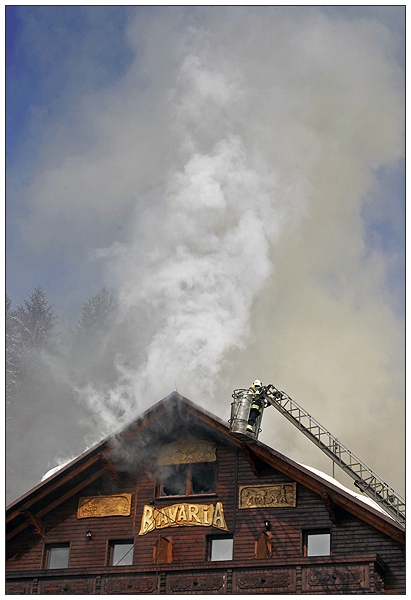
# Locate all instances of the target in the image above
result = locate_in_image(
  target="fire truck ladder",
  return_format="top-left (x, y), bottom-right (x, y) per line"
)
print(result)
top-left (263, 384), bottom-right (405, 527)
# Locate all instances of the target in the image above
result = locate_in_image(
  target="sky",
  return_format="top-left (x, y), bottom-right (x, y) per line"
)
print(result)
top-left (6, 6), bottom-right (405, 502)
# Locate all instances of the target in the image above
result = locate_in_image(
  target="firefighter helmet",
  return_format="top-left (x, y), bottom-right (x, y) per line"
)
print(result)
top-left (253, 379), bottom-right (262, 388)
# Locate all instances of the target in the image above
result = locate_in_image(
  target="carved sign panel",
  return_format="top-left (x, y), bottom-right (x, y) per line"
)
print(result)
top-left (139, 501), bottom-right (228, 535)
top-left (239, 483), bottom-right (297, 508)
top-left (77, 494), bottom-right (132, 518)
top-left (157, 439), bottom-right (218, 465)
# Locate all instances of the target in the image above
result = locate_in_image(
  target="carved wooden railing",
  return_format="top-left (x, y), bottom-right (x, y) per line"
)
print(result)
top-left (6, 554), bottom-right (388, 594)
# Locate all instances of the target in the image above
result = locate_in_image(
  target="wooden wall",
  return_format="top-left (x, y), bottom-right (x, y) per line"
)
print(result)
top-left (6, 438), bottom-right (405, 594)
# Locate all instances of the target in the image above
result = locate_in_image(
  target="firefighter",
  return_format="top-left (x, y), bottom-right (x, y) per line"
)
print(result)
top-left (246, 380), bottom-right (265, 432)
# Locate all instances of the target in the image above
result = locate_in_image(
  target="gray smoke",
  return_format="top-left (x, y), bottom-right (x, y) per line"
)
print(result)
top-left (8, 7), bottom-right (404, 499)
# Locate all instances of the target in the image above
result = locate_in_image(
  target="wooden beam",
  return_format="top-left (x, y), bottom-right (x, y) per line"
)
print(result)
top-left (248, 444), bottom-right (405, 545)
top-left (37, 467), bottom-right (107, 518)
top-left (7, 456), bottom-right (102, 529)
top-left (321, 492), bottom-right (340, 524)
top-left (241, 445), bottom-right (259, 476)
top-left (19, 510), bottom-right (44, 537)
top-left (7, 468), bottom-right (107, 542)
top-left (100, 454), bottom-right (119, 482)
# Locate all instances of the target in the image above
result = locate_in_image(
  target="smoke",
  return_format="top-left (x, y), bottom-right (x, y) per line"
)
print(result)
top-left (7, 7), bottom-right (404, 499)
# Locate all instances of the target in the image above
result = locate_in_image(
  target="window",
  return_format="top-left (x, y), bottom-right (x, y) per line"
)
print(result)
top-left (255, 532), bottom-right (272, 559)
top-left (208, 535), bottom-right (233, 561)
top-left (154, 536), bottom-right (173, 564)
top-left (157, 463), bottom-right (216, 497)
top-left (109, 540), bottom-right (134, 566)
top-left (304, 530), bottom-right (331, 556)
top-left (45, 544), bottom-right (70, 569)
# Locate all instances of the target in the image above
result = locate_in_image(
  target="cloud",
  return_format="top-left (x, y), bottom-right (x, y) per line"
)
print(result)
top-left (7, 7), bottom-right (404, 499)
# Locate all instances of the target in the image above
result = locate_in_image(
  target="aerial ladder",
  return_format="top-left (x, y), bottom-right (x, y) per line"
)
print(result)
top-left (228, 383), bottom-right (405, 527)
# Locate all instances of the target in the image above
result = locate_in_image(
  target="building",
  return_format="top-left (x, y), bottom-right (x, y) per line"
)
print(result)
top-left (6, 392), bottom-right (405, 594)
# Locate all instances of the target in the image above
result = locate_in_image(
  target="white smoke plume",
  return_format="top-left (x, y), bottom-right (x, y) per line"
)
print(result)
top-left (7, 7), bottom-right (404, 499)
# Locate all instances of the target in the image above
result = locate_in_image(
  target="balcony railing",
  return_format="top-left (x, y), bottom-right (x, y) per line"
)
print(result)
top-left (6, 553), bottom-right (388, 594)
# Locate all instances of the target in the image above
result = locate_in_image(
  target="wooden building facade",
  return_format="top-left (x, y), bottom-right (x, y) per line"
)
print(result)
top-left (6, 392), bottom-right (405, 594)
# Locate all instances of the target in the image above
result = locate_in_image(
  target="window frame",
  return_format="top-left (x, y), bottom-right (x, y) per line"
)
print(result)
top-left (44, 543), bottom-right (71, 569)
top-left (155, 462), bottom-right (217, 498)
top-left (207, 534), bottom-right (234, 562)
top-left (303, 529), bottom-right (331, 557)
top-left (108, 539), bottom-right (134, 566)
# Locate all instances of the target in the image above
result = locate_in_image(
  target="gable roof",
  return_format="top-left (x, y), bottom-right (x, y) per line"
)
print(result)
top-left (6, 392), bottom-right (405, 545)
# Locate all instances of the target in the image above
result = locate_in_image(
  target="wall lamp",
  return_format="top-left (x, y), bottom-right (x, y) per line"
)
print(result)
top-left (86, 530), bottom-right (93, 541)
top-left (264, 520), bottom-right (271, 531)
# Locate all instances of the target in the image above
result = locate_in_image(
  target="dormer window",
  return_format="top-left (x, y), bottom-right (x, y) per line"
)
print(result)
top-left (155, 439), bottom-right (218, 498)
top-left (156, 463), bottom-right (216, 497)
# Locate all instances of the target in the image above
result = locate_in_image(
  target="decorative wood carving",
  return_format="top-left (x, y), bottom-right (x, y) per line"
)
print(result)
top-left (157, 439), bottom-right (218, 465)
top-left (168, 573), bottom-right (224, 592)
top-left (77, 493), bottom-right (132, 518)
top-left (139, 501), bottom-right (228, 535)
top-left (236, 569), bottom-right (293, 591)
top-left (239, 483), bottom-right (297, 508)
top-left (5, 581), bottom-right (32, 594)
top-left (302, 565), bottom-right (368, 592)
top-left (103, 577), bottom-right (156, 594)
top-left (39, 579), bottom-right (94, 594)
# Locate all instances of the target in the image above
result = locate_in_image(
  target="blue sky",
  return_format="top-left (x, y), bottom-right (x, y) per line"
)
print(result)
top-left (6, 6), bottom-right (405, 498)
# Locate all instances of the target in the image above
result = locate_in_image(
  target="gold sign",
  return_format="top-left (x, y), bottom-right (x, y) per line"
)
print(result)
top-left (157, 439), bottom-right (218, 465)
top-left (239, 483), bottom-right (297, 509)
top-left (139, 501), bottom-right (228, 535)
top-left (77, 494), bottom-right (132, 518)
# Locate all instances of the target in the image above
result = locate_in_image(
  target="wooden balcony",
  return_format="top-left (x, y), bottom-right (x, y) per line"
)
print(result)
top-left (6, 553), bottom-right (388, 594)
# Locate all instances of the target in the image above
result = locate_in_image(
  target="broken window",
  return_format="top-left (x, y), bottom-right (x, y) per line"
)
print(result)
top-left (157, 463), bottom-right (216, 497)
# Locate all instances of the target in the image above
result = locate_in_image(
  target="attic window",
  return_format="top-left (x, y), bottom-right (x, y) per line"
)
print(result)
top-left (303, 530), bottom-right (331, 556)
top-left (45, 544), bottom-right (70, 569)
top-left (156, 463), bottom-right (216, 497)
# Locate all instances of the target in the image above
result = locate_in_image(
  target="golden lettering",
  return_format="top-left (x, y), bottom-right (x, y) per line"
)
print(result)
top-left (212, 502), bottom-right (229, 531)
top-left (156, 509), bottom-right (168, 528)
top-left (203, 507), bottom-right (210, 524)
top-left (167, 504), bottom-right (179, 525)
top-left (177, 504), bottom-right (187, 521)
top-left (138, 503), bottom-right (228, 535)
top-left (188, 504), bottom-right (201, 523)
top-left (139, 505), bottom-right (155, 535)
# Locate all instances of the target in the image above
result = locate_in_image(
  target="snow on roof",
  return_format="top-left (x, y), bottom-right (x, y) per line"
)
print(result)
top-left (297, 462), bottom-right (393, 519)
top-left (41, 459), bottom-right (74, 482)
